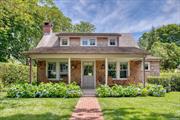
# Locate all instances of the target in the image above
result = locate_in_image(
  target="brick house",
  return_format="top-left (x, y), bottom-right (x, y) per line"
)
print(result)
top-left (24, 22), bottom-right (160, 89)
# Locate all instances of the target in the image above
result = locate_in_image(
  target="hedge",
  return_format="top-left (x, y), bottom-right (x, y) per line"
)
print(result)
top-left (96, 84), bottom-right (166, 97)
top-left (147, 73), bottom-right (180, 92)
top-left (7, 82), bottom-right (82, 98)
top-left (0, 63), bottom-right (37, 86)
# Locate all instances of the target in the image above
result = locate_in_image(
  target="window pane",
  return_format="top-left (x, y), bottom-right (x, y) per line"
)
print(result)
top-left (108, 62), bottom-right (116, 78)
top-left (110, 39), bottom-right (116, 45)
top-left (60, 62), bottom-right (68, 73)
top-left (48, 63), bottom-right (56, 79)
top-left (120, 62), bottom-right (128, 78)
top-left (120, 71), bottom-right (127, 78)
top-left (62, 39), bottom-right (68, 45)
top-left (145, 64), bottom-right (149, 70)
top-left (90, 39), bottom-right (95, 45)
top-left (120, 63), bottom-right (128, 70)
top-left (82, 40), bottom-right (88, 45)
top-left (59, 62), bottom-right (68, 80)
top-left (84, 64), bottom-right (93, 76)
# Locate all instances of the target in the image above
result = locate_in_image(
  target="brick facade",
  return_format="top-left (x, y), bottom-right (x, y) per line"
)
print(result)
top-left (37, 60), bottom-right (160, 86)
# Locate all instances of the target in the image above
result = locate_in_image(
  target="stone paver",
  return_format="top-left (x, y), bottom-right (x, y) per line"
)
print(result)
top-left (70, 97), bottom-right (104, 120)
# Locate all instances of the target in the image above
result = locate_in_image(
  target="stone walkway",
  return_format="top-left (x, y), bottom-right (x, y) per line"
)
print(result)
top-left (70, 97), bottom-right (104, 120)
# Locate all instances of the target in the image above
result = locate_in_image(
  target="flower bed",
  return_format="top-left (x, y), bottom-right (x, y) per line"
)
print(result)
top-left (96, 84), bottom-right (166, 97)
top-left (7, 82), bottom-right (82, 98)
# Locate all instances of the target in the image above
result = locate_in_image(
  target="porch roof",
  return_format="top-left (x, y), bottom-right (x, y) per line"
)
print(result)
top-left (24, 46), bottom-right (149, 55)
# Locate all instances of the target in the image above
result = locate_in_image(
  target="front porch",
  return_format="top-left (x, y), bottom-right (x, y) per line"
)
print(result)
top-left (30, 54), bottom-right (146, 88)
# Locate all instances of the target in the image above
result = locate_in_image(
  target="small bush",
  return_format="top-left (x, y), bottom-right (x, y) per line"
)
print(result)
top-left (7, 83), bottom-right (82, 98)
top-left (96, 85), bottom-right (111, 97)
top-left (96, 84), bottom-right (166, 97)
top-left (147, 84), bottom-right (166, 97)
top-left (111, 85), bottom-right (123, 97)
top-left (123, 86), bottom-right (139, 97)
top-left (0, 63), bottom-right (37, 86)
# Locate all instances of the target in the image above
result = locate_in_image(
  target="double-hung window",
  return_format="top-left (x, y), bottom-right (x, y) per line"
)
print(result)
top-left (60, 37), bottom-right (69, 46)
top-left (81, 38), bottom-right (96, 46)
top-left (48, 62), bottom-right (56, 79)
top-left (108, 62), bottom-right (117, 78)
top-left (120, 62), bottom-right (128, 78)
top-left (59, 62), bottom-right (68, 80)
top-left (108, 61), bottom-right (129, 79)
top-left (108, 38), bottom-right (117, 46)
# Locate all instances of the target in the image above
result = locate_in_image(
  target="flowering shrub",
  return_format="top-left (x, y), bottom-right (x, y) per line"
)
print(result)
top-left (7, 82), bottom-right (82, 98)
top-left (96, 84), bottom-right (166, 97)
top-left (96, 85), bottom-right (111, 97)
top-left (147, 84), bottom-right (166, 97)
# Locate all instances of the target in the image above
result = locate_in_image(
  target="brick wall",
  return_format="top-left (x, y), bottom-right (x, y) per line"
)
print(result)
top-left (71, 60), bottom-right (81, 85)
top-left (96, 60), bottom-right (105, 86)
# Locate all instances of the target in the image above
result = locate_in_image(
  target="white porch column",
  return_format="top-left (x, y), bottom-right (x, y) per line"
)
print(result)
top-left (142, 56), bottom-right (146, 88)
top-left (68, 58), bottom-right (71, 84)
top-left (105, 57), bottom-right (108, 85)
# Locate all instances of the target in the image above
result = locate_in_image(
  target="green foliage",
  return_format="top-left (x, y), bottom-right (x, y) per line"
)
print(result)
top-left (139, 24), bottom-right (180, 69)
top-left (96, 84), bottom-right (166, 97)
top-left (151, 42), bottom-right (180, 69)
top-left (111, 85), bottom-right (123, 97)
top-left (123, 86), bottom-right (139, 97)
top-left (148, 72), bottom-right (180, 91)
top-left (96, 85), bottom-right (111, 97)
top-left (147, 84), bottom-right (166, 97)
top-left (0, 0), bottom-right (96, 63)
top-left (72, 21), bottom-right (95, 33)
top-left (0, 63), bottom-right (37, 86)
top-left (7, 82), bottom-right (82, 98)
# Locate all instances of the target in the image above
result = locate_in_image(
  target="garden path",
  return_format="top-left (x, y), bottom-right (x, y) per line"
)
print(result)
top-left (70, 96), bottom-right (104, 120)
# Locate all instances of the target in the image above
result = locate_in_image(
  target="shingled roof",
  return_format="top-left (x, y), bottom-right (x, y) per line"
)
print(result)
top-left (56, 32), bottom-right (122, 36)
top-left (24, 46), bottom-right (149, 55)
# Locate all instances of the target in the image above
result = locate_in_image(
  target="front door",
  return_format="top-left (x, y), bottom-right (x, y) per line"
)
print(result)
top-left (82, 61), bottom-right (95, 89)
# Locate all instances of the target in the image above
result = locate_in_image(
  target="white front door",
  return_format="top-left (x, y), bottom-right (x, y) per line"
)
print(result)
top-left (82, 61), bottom-right (95, 89)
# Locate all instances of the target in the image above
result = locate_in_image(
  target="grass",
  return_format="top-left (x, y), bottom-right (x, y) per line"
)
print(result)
top-left (0, 92), bottom-right (78, 120)
top-left (98, 92), bottom-right (180, 120)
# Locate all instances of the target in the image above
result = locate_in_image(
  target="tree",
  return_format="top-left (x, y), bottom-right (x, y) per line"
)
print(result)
top-left (139, 24), bottom-right (180, 69)
top-left (151, 42), bottom-right (180, 69)
top-left (139, 24), bottom-right (180, 50)
top-left (0, 0), bottom-right (96, 63)
top-left (72, 21), bottom-right (95, 33)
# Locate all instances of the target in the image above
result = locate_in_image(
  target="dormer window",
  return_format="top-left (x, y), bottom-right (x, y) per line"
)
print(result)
top-left (60, 37), bottom-right (69, 46)
top-left (81, 37), bottom-right (96, 46)
top-left (108, 37), bottom-right (117, 46)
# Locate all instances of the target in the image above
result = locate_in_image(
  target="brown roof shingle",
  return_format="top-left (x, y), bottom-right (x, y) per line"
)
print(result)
top-left (24, 47), bottom-right (149, 55)
top-left (56, 32), bottom-right (122, 36)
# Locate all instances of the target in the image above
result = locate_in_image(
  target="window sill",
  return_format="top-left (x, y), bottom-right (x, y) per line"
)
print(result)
top-left (112, 78), bottom-right (128, 80)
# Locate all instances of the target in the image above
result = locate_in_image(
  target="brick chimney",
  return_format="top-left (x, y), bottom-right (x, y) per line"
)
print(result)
top-left (43, 22), bottom-right (53, 34)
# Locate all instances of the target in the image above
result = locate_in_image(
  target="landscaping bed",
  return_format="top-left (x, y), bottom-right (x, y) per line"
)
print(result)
top-left (96, 84), bottom-right (166, 97)
top-left (7, 83), bottom-right (82, 98)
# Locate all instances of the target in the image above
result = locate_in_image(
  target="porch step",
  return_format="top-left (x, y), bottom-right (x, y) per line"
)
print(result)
top-left (82, 89), bottom-right (96, 97)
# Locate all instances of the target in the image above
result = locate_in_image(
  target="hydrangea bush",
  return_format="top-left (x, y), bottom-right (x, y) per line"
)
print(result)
top-left (96, 84), bottom-right (166, 97)
top-left (7, 82), bottom-right (82, 98)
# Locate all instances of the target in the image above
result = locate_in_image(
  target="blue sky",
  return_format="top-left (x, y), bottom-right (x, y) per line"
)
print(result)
top-left (55, 0), bottom-right (180, 41)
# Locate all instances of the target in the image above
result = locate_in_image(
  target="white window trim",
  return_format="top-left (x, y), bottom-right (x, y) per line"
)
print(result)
top-left (141, 62), bottom-right (150, 71)
top-left (108, 61), bottom-right (130, 80)
top-left (46, 59), bottom-right (68, 81)
top-left (80, 37), bottom-right (97, 46)
top-left (108, 37), bottom-right (117, 46)
top-left (60, 37), bottom-right (69, 46)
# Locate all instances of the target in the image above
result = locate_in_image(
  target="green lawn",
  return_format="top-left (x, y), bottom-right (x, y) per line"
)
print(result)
top-left (98, 92), bottom-right (180, 120)
top-left (0, 92), bottom-right (78, 120)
